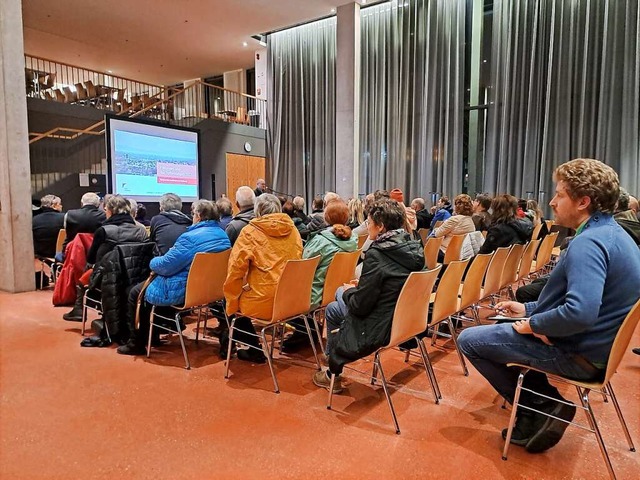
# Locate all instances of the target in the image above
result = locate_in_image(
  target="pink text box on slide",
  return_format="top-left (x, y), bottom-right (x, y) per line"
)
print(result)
top-left (157, 162), bottom-right (197, 185)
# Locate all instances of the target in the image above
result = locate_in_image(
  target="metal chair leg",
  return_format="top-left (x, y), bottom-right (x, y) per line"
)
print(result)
top-left (502, 370), bottom-right (527, 460)
top-left (327, 373), bottom-right (336, 410)
top-left (81, 290), bottom-right (88, 336)
top-left (175, 313), bottom-right (190, 370)
top-left (371, 361), bottom-right (379, 385)
top-left (195, 307), bottom-right (202, 344)
top-left (147, 306), bottom-right (155, 358)
top-left (577, 386), bottom-right (617, 480)
top-left (448, 317), bottom-right (468, 376)
top-left (417, 337), bottom-right (440, 403)
top-left (261, 327), bottom-right (280, 394)
top-left (605, 382), bottom-right (636, 452)
top-left (312, 310), bottom-right (325, 353)
top-left (303, 315), bottom-right (321, 370)
top-left (375, 353), bottom-right (400, 434)
top-left (224, 317), bottom-right (236, 378)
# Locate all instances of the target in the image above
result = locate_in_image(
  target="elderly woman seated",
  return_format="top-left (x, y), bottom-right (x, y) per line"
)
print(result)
top-left (312, 199), bottom-right (425, 393)
top-left (430, 193), bottom-right (476, 263)
top-left (223, 193), bottom-right (303, 363)
top-left (117, 200), bottom-right (230, 355)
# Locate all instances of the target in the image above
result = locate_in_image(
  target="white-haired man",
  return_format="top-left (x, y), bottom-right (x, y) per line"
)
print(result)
top-left (226, 186), bottom-right (256, 245)
top-left (57, 192), bottom-right (106, 262)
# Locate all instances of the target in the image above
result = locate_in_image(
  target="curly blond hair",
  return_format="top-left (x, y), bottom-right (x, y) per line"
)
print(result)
top-left (554, 159), bottom-right (619, 214)
top-left (454, 194), bottom-right (474, 216)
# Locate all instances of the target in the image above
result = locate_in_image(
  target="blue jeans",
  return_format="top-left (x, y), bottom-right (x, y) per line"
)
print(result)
top-left (324, 286), bottom-right (349, 359)
top-left (458, 323), bottom-right (601, 406)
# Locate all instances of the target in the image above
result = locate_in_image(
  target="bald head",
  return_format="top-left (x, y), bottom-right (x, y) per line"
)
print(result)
top-left (629, 195), bottom-right (639, 214)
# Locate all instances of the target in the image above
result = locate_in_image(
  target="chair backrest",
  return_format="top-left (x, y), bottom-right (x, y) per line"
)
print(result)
top-left (44, 91), bottom-right (54, 101)
top-left (62, 86), bottom-right (76, 103)
top-left (424, 236), bottom-right (444, 269)
top-left (387, 266), bottom-right (442, 347)
top-left (533, 232), bottom-right (558, 272)
top-left (418, 228), bottom-right (430, 245)
top-left (459, 253), bottom-right (492, 310)
top-left (115, 88), bottom-right (126, 103)
top-left (44, 73), bottom-right (56, 89)
top-left (482, 246), bottom-right (511, 296)
top-left (84, 80), bottom-right (97, 98)
top-left (545, 219), bottom-right (554, 231)
top-left (236, 107), bottom-right (247, 123)
top-left (74, 83), bottom-right (87, 100)
top-left (603, 299), bottom-right (640, 384)
top-left (431, 259), bottom-right (470, 323)
top-left (357, 233), bottom-right (368, 249)
top-left (182, 250), bottom-right (231, 308)
top-left (321, 250), bottom-right (361, 307)
top-left (272, 256), bottom-right (321, 321)
top-left (531, 223), bottom-right (543, 240)
top-left (55, 229), bottom-right (66, 254)
top-left (53, 89), bottom-right (65, 102)
top-left (443, 233), bottom-right (469, 264)
top-left (517, 238), bottom-right (541, 282)
top-left (500, 243), bottom-right (526, 289)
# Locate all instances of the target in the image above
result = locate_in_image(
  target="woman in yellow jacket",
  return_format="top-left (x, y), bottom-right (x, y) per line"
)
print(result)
top-left (223, 193), bottom-right (303, 362)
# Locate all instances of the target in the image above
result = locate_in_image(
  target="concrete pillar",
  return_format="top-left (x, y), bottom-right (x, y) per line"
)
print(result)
top-left (0, 0), bottom-right (35, 292)
top-left (335, 2), bottom-right (361, 198)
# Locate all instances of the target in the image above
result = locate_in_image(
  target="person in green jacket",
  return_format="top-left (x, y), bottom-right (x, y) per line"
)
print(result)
top-left (283, 200), bottom-right (358, 351)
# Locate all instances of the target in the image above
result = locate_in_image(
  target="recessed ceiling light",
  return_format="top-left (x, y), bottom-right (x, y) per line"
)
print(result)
top-left (242, 41), bottom-right (248, 47)
top-left (331, 8), bottom-right (335, 12)
top-left (107, 70), bottom-right (112, 73)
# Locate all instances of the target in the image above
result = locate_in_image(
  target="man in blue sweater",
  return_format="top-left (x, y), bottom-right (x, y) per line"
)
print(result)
top-left (458, 159), bottom-right (640, 453)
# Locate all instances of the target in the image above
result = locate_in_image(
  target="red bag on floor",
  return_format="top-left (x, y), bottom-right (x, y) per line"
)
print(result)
top-left (53, 233), bottom-right (94, 306)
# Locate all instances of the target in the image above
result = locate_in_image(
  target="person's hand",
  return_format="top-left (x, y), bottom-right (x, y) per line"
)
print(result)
top-left (495, 301), bottom-right (526, 317)
top-left (342, 283), bottom-right (355, 291)
top-left (512, 319), bottom-right (553, 345)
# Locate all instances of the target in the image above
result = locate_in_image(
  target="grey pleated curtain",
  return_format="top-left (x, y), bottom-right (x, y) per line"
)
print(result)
top-left (485, 0), bottom-right (640, 202)
top-left (266, 18), bottom-right (336, 201)
top-left (360, 0), bottom-right (466, 200)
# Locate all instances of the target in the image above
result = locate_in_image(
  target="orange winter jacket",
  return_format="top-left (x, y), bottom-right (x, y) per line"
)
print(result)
top-left (224, 213), bottom-right (303, 319)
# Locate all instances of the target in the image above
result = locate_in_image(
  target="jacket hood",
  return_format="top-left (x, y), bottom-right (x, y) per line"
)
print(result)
top-left (319, 228), bottom-right (358, 252)
top-left (161, 210), bottom-right (193, 225)
top-left (509, 218), bottom-right (534, 239)
top-left (250, 213), bottom-right (295, 238)
top-left (371, 230), bottom-right (424, 271)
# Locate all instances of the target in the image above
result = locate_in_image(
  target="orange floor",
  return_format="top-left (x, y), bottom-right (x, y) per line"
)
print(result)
top-left (0, 289), bottom-right (638, 479)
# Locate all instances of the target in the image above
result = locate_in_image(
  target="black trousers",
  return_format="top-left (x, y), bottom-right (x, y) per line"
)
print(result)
top-left (515, 276), bottom-right (549, 303)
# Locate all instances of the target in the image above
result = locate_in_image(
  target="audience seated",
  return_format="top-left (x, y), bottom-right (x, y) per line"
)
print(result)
top-left (471, 194), bottom-right (492, 231)
top-left (284, 200), bottom-right (358, 351)
top-left (429, 196), bottom-right (452, 229)
top-left (313, 199), bottom-right (424, 393)
top-left (430, 193), bottom-right (475, 262)
top-left (225, 186), bottom-right (256, 245)
top-left (150, 193), bottom-right (192, 255)
top-left (283, 200), bottom-right (309, 240)
top-left (127, 199), bottom-right (151, 238)
top-left (307, 192), bottom-right (341, 237)
top-left (223, 193), bottom-right (303, 363)
top-left (32, 194), bottom-right (64, 259)
top-left (478, 194), bottom-right (533, 254)
top-left (613, 187), bottom-right (640, 245)
top-left (216, 197), bottom-right (234, 230)
top-left (293, 196), bottom-right (310, 224)
top-left (458, 159), bottom-right (640, 454)
top-left (117, 200), bottom-right (231, 355)
top-left (63, 195), bottom-right (148, 321)
top-left (346, 197), bottom-right (364, 229)
top-left (59, 192), bottom-right (105, 261)
top-left (410, 197), bottom-right (433, 230)
top-left (134, 202), bottom-right (151, 226)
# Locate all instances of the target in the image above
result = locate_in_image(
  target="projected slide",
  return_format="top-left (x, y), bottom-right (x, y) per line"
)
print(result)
top-left (108, 117), bottom-right (200, 202)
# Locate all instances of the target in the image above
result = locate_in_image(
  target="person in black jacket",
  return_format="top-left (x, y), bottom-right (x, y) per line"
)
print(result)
top-left (225, 186), bottom-right (256, 246)
top-left (478, 194), bottom-right (533, 254)
top-left (58, 192), bottom-right (106, 261)
top-left (149, 193), bottom-right (192, 255)
top-left (32, 194), bottom-right (64, 258)
top-left (312, 199), bottom-right (425, 393)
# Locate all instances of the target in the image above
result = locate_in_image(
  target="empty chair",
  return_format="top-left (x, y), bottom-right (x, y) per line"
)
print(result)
top-left (74, 83), bottom-right (88, 104)
top-left (443, 233), bottom-right (468, 264)
top-left (326, 266), bottom-right (442, 434)
top-left (131, 95), bottom-right (142, 111)
top-left (498, 243), bottom-right (526, 300)
top-left (530, 231), bottom-right (559, 277)
top-left (53, 89), bottom-right (65, 102)
top-left (84, 81), bottom-right (98, 106)
top-left (423, 236), bottom-right (444, 269)
top-left (62, 86), bottom-right (77, 103)
top-left (479, 246), bottom-right (511, 304)
top-left (516, 238), bottom-right (541, 286)
top-left (453, 252), bottom-right (493, 326)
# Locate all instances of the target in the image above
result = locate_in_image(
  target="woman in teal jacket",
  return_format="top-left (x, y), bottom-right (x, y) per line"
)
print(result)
top-left (118, 200), bottom-right (230, 355)
top-left (283, 200), bottom-right (357, 351)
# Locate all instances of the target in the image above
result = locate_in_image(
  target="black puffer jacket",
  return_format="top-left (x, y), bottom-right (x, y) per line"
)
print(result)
top-left (329, 231), bottom-right (425, 373)
top-left (91, 242), bottom-right (155, 342)
top-left (150, 210), bottom-right (192, 255)
top-left (479, 218), bottom-right (533, 254)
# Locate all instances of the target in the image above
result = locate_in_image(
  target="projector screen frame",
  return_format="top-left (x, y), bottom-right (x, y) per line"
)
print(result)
top-left (105, 113), bottom-right (202, 203)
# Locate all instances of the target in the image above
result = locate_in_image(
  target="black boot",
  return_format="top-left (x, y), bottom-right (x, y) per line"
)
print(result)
top-left (63, 285), bottom-right (85, 321)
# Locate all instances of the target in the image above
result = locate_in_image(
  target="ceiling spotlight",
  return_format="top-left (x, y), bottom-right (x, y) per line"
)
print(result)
top-left (331, 8), bottom-right (336, 13)
top-left (107, 70), bottom-right (112, 73)
top-left (242, 41), bottom-right (248, 47)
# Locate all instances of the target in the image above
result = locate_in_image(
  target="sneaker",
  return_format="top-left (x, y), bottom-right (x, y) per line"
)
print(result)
top-left (312, 370), bottom-right (343, 394)
top-left (237, 348), bottom-right (266, 364)
top-left (501, 411), bottom-right (543, 446)
top-left (525, 402), bottom-right (577, 453)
